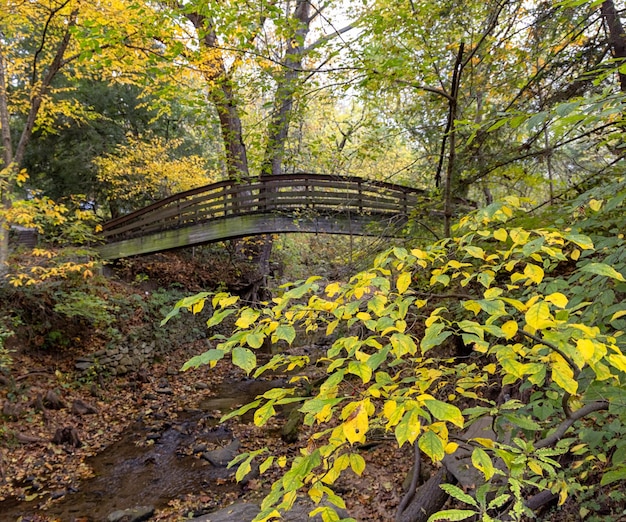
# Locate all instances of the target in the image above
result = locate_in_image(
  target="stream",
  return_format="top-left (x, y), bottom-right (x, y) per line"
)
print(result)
top-left (0, 378), bottom-right (287, 521)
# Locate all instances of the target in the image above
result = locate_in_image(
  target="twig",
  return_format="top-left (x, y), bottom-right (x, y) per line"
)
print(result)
top-left (519, 329), bottom-right (580, 378)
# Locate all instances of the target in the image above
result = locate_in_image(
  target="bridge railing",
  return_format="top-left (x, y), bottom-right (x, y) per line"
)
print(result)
top-left (101, 173), bottom-right (424, 242)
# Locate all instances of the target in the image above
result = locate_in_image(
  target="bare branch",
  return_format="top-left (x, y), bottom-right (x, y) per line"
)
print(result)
top-left (304, 23), bottom-right (355, 53)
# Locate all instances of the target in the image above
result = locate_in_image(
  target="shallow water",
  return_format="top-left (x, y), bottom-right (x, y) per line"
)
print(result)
top-left (0, 378), bottom-right (287, 521)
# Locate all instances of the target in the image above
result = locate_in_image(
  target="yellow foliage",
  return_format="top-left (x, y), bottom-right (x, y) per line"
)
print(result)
top-left (94, 134), bottom-right (215, 209)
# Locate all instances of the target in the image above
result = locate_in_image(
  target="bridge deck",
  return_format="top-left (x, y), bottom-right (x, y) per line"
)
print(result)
top-left (98, 173), bottom-right (424, 259)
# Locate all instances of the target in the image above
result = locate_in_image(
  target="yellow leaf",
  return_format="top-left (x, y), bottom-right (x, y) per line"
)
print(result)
top-left (383, 400), bottom-right (397, 420)
top-left (551, 360), bottom-right (578, 394)
top-left (235, 308), bottom-right (259, 329)
top-left (546, 292), bottom-right (568, 308)
top-left (326, 319), bottom-right (339, 336)
top-left (463, 301), bottom-right (482, 315)
top-left (343, 404), bottom-right (368, 444)
top-left (501, 320), bottom-right (518, 340)
top-left (525, 301), bottom-right (555, 330)
top-left (472, 437), bottom-right (495, 448)
top-left (524, 263), bottom-right (544, 284)
top-left (445, 441), bottom-right (459, 454)
top-left (326, 282), bottom-right (341, 297)
top-left (577, 339), bottom-right (595, 362)
top-left (464, 246), bottom-right (485, 259)
top-left (571, 248), bottom-right (580, 261)
top-left (191, 300), bottom-right (205, 314)
top-left (608, 354), bottom-right (626, 373)
top-left (528, 460), bottom-right (544, 476)
top-left (484, 287), bottom-right (503, 299)
top-left (588, 199), bottom-right (602, 211)
top-left (493, 228), bottom-right (508, 241)
top-left (484, 363), bottom-right (497, 374)
top-left (397, 272), bottom-right (411, 294)
top-left (505, 260), bottom-right (518, 272)
top-left (610, 310), bottom-right (626, 322)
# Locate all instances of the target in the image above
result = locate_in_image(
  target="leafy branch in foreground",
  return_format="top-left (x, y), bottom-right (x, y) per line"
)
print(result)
top-left (168, 195), bottom-right (626, 522)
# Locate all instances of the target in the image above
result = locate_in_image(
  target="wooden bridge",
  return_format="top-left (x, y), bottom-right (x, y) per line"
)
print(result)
top-left (98, 173), bottom-right (425, 260)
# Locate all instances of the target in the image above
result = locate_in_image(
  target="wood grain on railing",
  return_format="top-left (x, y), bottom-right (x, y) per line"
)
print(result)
top-left (101, 173), bottom-right (424, 243)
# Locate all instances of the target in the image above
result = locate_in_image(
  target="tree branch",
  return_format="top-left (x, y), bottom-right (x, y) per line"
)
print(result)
top-left (519, 329), bottom-right (580, 379)
top-left (535, 400), bottom-right (609, 449)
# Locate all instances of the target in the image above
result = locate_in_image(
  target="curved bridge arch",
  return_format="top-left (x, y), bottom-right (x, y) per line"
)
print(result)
top-left (98, 173), bottom-right (425, 260)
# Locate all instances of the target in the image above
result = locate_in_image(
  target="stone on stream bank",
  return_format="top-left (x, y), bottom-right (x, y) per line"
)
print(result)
top-left (107, 505), bottom-right (154, 522)
top-left (75, 344), bottom-right (160, 375)
top-left (201, 438), bottom-right (240, 467)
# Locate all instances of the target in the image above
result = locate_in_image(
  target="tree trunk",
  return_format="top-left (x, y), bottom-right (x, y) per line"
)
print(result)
top-left (189, 14), bottom-right (249, 179)
top-left (0, 7), bottom-right (77, 275)
top-left (396, 467), bottom-right (451, 522)
top-left (601, 0), bottom-right (626, 92)
top-left (188, 4), bottom-right (314, 301)
top-left (0, 43), bottom-right (15, 276)
top-left (443, 42), bottom-right (465, 237)
top-left (261, 0), bottom-right (312, 176)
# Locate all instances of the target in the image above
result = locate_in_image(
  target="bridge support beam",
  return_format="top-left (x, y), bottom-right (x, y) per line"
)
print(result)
top-left (98, 213), bottom-right (407, 260)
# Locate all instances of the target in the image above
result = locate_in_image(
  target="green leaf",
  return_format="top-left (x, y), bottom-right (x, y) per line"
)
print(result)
top-left (423, 399), bottom-right (464, 428)
top-left (391, 333), bottom-right (418, 356)
top-left (502, 413), bottom-right (542, 430)
top-left (347, 361), bottom-right (373, 383)
top-left (427, 509), bottom-right (477, 521)
top-left (600, 466), bottom-right (626, 486)
top-left (419, 430), bottom-right (445, 462)
top-left (472, 447), bottom-right (495, 480)
top-left (254, 400), bottom-right (276, 426)
top-left (206, 308), bottom-right (237, 329)
top-left (232, 347), bottom-right (256, 374)
top-left (349, 453), bottom-right (366, 476)
top-left (181, 348), bottom-right (225, 371)
top-left (260, 455), bottom-right (274, 474)
top-left (439, 484), bottom-right (478, 507)
top-left (420, 323), bottom-right (452, 353)
top-left (162, 292), bottom-right (210, 325)
top-left (395, 409), bottom-right (421, 446)
top-left (488, 494), bottom-right (511, 510)
top-left (282, 451), bottom-right (321, 492)
top-left (245, 331), bottom-right (265, 349)
top-left (580, 263), bottom-right (625, 281)
top-left (221, 399), bottom-right (261, 422)
top-left (274, 324), bottom-right (296, 344)
top-left (235, 456), bottom-right (252, 482)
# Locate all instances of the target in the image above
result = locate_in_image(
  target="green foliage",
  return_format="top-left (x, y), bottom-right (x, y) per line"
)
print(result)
top-left (0, 318), bottom-right (15, 372)
top-left (176, 193), bottom-right (626, 520)
top-left (53, 290), bottom-right (117, 328)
